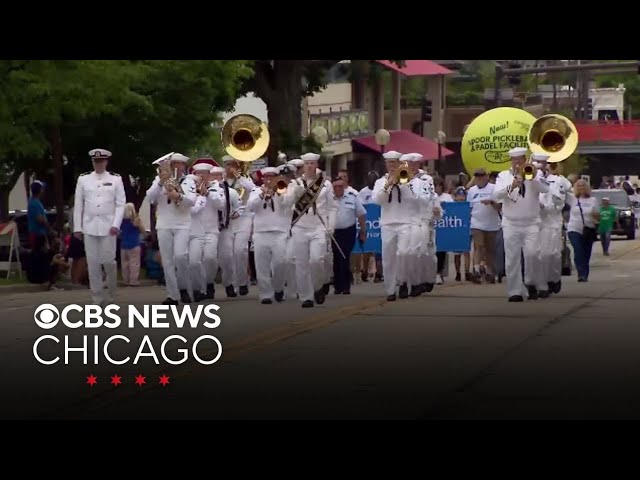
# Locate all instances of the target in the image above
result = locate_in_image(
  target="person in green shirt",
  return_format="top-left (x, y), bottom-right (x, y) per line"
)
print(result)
top-left (598, 197), bottom-right (616, 256)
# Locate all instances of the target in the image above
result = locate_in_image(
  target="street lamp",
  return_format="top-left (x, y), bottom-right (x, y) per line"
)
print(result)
top-left (374, 128), bottom-right (391, 153)
top-left (435, 130), bottom-right (446, 175)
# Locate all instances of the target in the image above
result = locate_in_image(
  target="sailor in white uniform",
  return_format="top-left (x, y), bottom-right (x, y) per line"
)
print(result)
top-left (73, 148), bottom-right (126, 306)
top-left (222, 155), bottom-right (256, 296)
top-left (284, 159), bottom-right (303, 299)
top-left (247, 167), bottom-right (290, 304)
top-left (145, 152), bottom-right (197, 304)
top-left (493, 147), bottom-right (550, 302)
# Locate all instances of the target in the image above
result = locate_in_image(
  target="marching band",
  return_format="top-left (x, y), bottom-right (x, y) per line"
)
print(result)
top-left (72, 110), bottom-right (586, 308)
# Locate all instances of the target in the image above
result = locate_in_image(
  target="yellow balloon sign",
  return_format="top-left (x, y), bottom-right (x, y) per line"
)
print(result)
top-left (461, 107), bottom-right (536, 175)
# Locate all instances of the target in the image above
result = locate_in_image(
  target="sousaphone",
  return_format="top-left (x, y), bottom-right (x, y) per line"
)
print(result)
top-left (221, 114), bottom-right (270, 176)
top-left (527, 113), bottom-right (578, 163)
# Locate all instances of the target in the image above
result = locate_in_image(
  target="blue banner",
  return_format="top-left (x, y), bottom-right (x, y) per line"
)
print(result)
top-left (355, 204), bottom-right (381, 253)
top-left (434, 201), bottom-right (471, 253)
top-left (353, 201), bottom-right (471, 254)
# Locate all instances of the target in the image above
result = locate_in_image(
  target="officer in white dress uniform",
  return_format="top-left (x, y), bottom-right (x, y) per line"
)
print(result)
top-left (210, 166), bottom-right (242, 298)
top-left (247, 167), bottom-right (290, 304)
top-left (373, 151), bottom-right (425, 301)
top-left (535, 153), bottom-right (569, 297)
top-left (188, 161), bottom-right (225, 301)
top-left (284, 153), bottom-right (336, 308)
top-left (222, 155), bottom-right (255, 296)
top-left (146, 152), bottom-right (197, 304)
top-left (73, 149), bottom-right (126, 306)
top-left (494, 147), bottom-right (550, 302)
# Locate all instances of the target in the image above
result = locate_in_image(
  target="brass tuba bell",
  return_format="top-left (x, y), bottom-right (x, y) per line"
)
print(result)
top-left (528, 113), bottom-right (578, 163)
top-left (221, 114), bottom-right (270, 163)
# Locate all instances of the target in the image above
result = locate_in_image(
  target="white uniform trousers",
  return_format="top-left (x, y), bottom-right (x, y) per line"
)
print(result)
top-left (157, 228), bottom-right (190, 301)
top-left (218, 229), bottom-right (235, 288)
top-left (233, 229), bottom-right (251, 289)
top-left (189, 233), bottom-right (219, 293)
top-left (539, 219), bottom-right (563, 285)
top-left (292, 227), bottom-right (327, 303)
top-left (83, 234), bottom-right (117, 305)
top-left (285, 234), bottom-right (297, 299)
top-left (502, 220), bottom-right (545, 297)
top-left (408, 224), bottom-right (424, 287)
top-left (424, 222), bottom-right (437, 284)
top-left (381, 223), bottom-right (412, 296)
top-left (254, 231), bottom-right (288, 300)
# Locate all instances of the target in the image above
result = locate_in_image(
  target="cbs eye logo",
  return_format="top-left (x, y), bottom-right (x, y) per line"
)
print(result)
top-left (34, 304), bottom-right (60, 329)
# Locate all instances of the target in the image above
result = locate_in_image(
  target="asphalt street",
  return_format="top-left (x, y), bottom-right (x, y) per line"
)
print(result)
top-left (2, 237), bottom-right (639, 420)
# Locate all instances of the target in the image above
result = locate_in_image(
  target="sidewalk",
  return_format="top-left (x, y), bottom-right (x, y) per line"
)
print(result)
top-left (0, 278), bottom-right (158, 295)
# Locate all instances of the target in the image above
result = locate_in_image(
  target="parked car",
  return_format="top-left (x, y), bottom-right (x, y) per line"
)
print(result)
top-left (591, 189), bottom-right (635, 240)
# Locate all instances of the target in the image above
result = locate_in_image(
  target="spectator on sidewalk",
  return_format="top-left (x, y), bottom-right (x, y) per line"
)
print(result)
top-left (120, 203), bottom-right (146, 286)
top-left (598, 197), bottom-right (616, 256)
top-left (27, 181), bottom-right (50, 249)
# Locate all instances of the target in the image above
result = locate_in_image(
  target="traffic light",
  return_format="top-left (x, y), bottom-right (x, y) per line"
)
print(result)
top-left (587, 97), bottom-right (593, 120)
top-left (507, 62), bottom-right (521, 87)
top-left (421, 98), bottom-right (432, 122)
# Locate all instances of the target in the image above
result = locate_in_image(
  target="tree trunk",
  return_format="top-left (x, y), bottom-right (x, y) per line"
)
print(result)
top-left (0, 189), bottom-right (9, 222)
top-left (48, 125), bottom-right (65, 232)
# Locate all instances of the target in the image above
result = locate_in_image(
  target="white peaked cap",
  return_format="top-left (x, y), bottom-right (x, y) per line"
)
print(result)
top-left (192, 163), bottom-right (212, 172)
top-left (152, 152), bottom-right (175, 165)
top-left (301, 152), bottom-right (321, 162)
top-left (530, 152), bottom-right (550, 161)
top-left (382, 150), bottom-right (402, 160)
top-left (89, 148), bottom-right (112, 159)
top-left (508, 147), bottom-right (528, 158)
top-left (211, 166), bottom-right (225, 174)
top-left (169, 153), bottom-right (189, 163)
top-left (409, 153), bottom-right (424, 162)
top-left (288, 159), bottom-right (304, 167)
top-left (261, 167), bottom-right (279, 175)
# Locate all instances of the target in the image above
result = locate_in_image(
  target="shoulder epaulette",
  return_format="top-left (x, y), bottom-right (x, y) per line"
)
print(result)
top-left (108, 171), bottom-right (120, 177)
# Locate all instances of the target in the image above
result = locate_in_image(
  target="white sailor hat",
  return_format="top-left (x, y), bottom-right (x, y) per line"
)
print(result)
top-left (170, 153), bottom-right (189, 163)
top-left (382, 150), bottom-right (402, 160)
top-left (399, 153), bottom-right (413, 162)
top-left (530, 152), bottom-right (550, 162)
top-left (261, 167), bottom-right (279, 176)
top-left (409, 153), bottom-right (424, 162)
top-left (89, 148), bottom-right (112, 160)
top-left (301, 152), bottom-right (321, 162)
top-left (508, 147), bottom-right (528, 158)
top-left (152, 152), bottom-right (175, 165)
top-left (288, 159), bottom-right (304, 167)
top-left (221, 155), bottom-right (237, 164)
top-left (278, 165), bottom-right (290, 174)
top-left (211, 166), bottom-right (225, 174)
top-left (192, 163), bottom-right (212, 172)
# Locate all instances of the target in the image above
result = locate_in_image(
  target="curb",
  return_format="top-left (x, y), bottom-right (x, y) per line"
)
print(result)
top-left (0, 279), bottom-right (158, 295)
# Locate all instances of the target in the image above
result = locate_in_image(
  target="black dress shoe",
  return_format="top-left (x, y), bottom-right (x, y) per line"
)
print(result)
top-left (239, 285), bottom-right (249, 296)
top-left (180, 290), bottom-right (192, 304)
top-left (314, 289), bottom-right (326, 305)
top-left (361, 272), bottom-right (369, 282)
top-left (555, 280), bottom-right (562, 293)
top-left (334, 289), bottom-right (343, 295)
top-left (193, 291), bottom-right (206, 302)
top-left (225, 285), bottom-right (237, 298)
top-left (398, 283), bottom-right (409, 299)
top-left (302, 300), bottom-right (314, 308)
top-left (410, 286), bottom-right (421, 297)
top-left (424, 283), bottom-right (434, 293)
top-left (322, 283), bottom-right (330, 295)
top-left (261, 298), bottom-right (272, 305)
top-left (274, 291), bottom-right (284, 302)
top-left (387, 294), bottom-right (397, 301)
top-left (578, 277), bottom-right (588, 282)
top-left (526, 285), bottom-right (538, 300)
top-left (206, 284), bottom-right (215, 299)
top-left (162, 297), bottom-right (179, 305)
top-left (538, 290), bottom-right (549, 299)
top-left (342, 290), bottom-right (351, 295)
top-left (508, 295), bottom-right (524, 302)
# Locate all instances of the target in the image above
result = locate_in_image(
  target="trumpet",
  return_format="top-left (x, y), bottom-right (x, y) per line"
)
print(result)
top-left (263, 176), bottom-right (288, 198)
top-left (521, 161), bottom-right (536, 181)
top-left (384, 161), bottom-right (413, 192)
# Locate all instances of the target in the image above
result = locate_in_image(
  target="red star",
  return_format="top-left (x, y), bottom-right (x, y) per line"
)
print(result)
top-left (158, 374), bottom-right (170, 387)
top-left (86, 374), bottom-right (98, 387)
top-left (134, 374), bottom-right (146, 386)
top-left (110, 375), bottom-right (122, 387)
